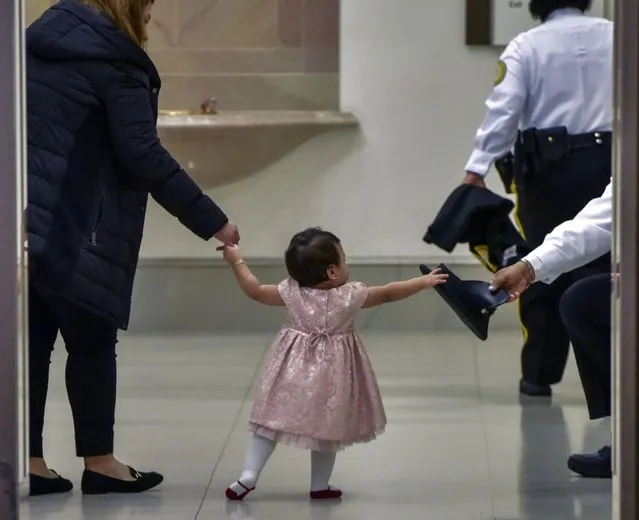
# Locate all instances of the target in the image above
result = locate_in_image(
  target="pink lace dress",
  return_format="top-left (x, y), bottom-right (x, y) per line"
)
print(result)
top-left (249, 278), bottom-right (387, 452)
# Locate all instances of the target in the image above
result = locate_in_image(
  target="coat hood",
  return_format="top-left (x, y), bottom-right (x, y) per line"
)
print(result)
top-left (27, 0), bottom-right (159, 82)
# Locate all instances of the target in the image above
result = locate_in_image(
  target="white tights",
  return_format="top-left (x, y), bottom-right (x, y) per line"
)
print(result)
top-left (228, 435), bottom-right (337, 493)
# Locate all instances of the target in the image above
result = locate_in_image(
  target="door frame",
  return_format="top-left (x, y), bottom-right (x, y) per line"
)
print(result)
top-left (613, 0), bottom-right (639, 518)
top-left (0, 0), bottom-right (28, 517)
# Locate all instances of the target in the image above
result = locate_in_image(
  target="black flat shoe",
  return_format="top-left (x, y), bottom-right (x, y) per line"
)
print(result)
top-left (81, 466), bottom-right (164, 495)
top-left (30, 471), bottom-right (74, 497)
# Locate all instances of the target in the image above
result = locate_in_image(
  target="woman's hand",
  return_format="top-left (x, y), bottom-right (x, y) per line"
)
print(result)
top-left (214, 221), bottom-right (240, 246)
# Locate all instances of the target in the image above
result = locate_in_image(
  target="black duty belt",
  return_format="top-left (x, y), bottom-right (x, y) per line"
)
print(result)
top-left (511, 127), bottom-right (613, 189)
top-left (558, 130), bottom-right (611, 149)
top-left (519, 128), bottom-right (612, 150)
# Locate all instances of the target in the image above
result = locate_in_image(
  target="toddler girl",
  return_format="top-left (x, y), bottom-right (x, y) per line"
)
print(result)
top-left (220, 228), bottom-right (447, 501)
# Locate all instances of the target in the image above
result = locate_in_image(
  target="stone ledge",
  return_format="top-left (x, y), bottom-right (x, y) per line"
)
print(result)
top-left (157, 110), bottom-right (359, 188)
top-left (157, 110), bottom-right (358, 129)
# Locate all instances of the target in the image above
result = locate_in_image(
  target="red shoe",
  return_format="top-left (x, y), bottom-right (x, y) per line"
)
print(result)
top-left (225, 481), bottom-right (255, 501)
top-left (310, 486), bottom-right (342, 499)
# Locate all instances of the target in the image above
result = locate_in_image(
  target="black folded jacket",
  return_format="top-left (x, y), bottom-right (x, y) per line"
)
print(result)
top-left (421, 263), bottom-right (509, 341)
top-left (424, 185), bottom-right (531, 272)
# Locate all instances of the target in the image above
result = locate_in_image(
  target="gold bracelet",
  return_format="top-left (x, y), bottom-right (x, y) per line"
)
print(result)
top-left (233, 259), bottom-right (245, 265)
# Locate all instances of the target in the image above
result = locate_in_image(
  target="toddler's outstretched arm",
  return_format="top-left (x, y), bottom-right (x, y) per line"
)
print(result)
top-left (219, 245), bottom-right (285, 306)
top-left (362, 268), bottom-right (448, 309)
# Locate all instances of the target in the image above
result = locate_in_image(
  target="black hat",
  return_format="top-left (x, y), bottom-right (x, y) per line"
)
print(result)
top-left (420, 263), bottom-right (509, 341)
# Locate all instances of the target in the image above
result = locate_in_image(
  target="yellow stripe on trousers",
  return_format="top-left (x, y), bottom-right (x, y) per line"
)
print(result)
top-left (510, 180), bottom-right (529, 344)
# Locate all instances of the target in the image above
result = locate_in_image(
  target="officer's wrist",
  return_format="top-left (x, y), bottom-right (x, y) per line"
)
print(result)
top-left (520, 259), bottom-right (536, 283)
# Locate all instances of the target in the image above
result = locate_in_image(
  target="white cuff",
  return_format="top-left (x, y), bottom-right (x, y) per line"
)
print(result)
top-left (523, 248), bottom-right (562, 285)
top-left (464, 150), bottom-right (494, 177)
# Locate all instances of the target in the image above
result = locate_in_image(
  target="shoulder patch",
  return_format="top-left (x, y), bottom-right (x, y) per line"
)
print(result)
top-left (494, 60), bottom-right (507, 86)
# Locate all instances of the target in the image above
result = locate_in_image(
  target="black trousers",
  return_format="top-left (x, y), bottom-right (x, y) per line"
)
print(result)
top-left (515, 139), bottom-right (611, 386)
top-left (559, 274), bottom-right (612, 419)
top-left (29, 284), bottom-right (118, 458)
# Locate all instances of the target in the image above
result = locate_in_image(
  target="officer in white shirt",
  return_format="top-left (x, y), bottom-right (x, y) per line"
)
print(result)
top-left (463, 0), bottom-right (613, 398)
top-left (490, 180), bottom-right (613, 479)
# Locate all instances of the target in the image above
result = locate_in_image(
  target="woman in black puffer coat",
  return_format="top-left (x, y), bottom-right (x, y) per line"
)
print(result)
top-left (26, 0), bottom-right (238, 496)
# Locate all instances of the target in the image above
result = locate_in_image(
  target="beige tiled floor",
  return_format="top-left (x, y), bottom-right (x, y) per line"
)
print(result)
top-left (22, 332), bottom-right (612, 519)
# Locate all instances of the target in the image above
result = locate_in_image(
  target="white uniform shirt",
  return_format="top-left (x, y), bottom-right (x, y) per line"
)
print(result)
top-left (465, 8), bottom-right (613, 176)
top-left (523, 179), bottom-right (612, 284)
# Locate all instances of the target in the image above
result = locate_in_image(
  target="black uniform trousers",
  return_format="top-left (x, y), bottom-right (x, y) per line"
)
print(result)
top-left (29, 284), bottom-right (119, 458)
top-left (559, 273), bottom-right (612, 419)
top-left (515, 136), bottom-right (611, 386)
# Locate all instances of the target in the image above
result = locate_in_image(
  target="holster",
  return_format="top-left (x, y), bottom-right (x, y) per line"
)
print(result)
top-left (513, 127), bottom-right (571, 189)
top-left (495, 152), bottom-right (515, 194)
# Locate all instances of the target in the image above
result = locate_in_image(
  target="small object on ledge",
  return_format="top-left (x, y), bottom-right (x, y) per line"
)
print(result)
top-left (201, 97), bottom-right (218, 115)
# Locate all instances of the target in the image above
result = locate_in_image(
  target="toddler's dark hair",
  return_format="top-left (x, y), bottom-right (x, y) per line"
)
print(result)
top-left (285, 227), bottom-right (341, 287)
top-left (528, 0), bottom-right (592, 21)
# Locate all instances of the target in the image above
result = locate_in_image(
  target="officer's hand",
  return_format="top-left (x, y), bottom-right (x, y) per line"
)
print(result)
top-left (489, 262), bottom-right (533, 302)
top-left (462, 172), bottom-right (486, 188)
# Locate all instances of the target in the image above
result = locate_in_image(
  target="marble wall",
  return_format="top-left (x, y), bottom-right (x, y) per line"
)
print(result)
top-left (147, 0), bottom-right (339, 111)
top-left (25, 0), bottom-right (54, 25)
top-left (25, 0), bottom-right (340, 111)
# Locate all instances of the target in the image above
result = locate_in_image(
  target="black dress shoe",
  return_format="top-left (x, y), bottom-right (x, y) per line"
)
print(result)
top-left (81, 466), bottom-right (164, 495)
top-left (567, 445), bottom-right (612, 478)
top-left (30, 471), bottom-right (74, 497)
top-left (519, 378), bottom-right (552, 397)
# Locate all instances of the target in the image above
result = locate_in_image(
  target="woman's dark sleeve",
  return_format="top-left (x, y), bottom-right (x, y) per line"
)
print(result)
top-left (105, 72), bottom-right (228, 240)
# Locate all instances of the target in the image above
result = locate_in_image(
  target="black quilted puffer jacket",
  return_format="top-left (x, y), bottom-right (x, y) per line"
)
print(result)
top-left (26, 0), bottom-right (228, 329)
